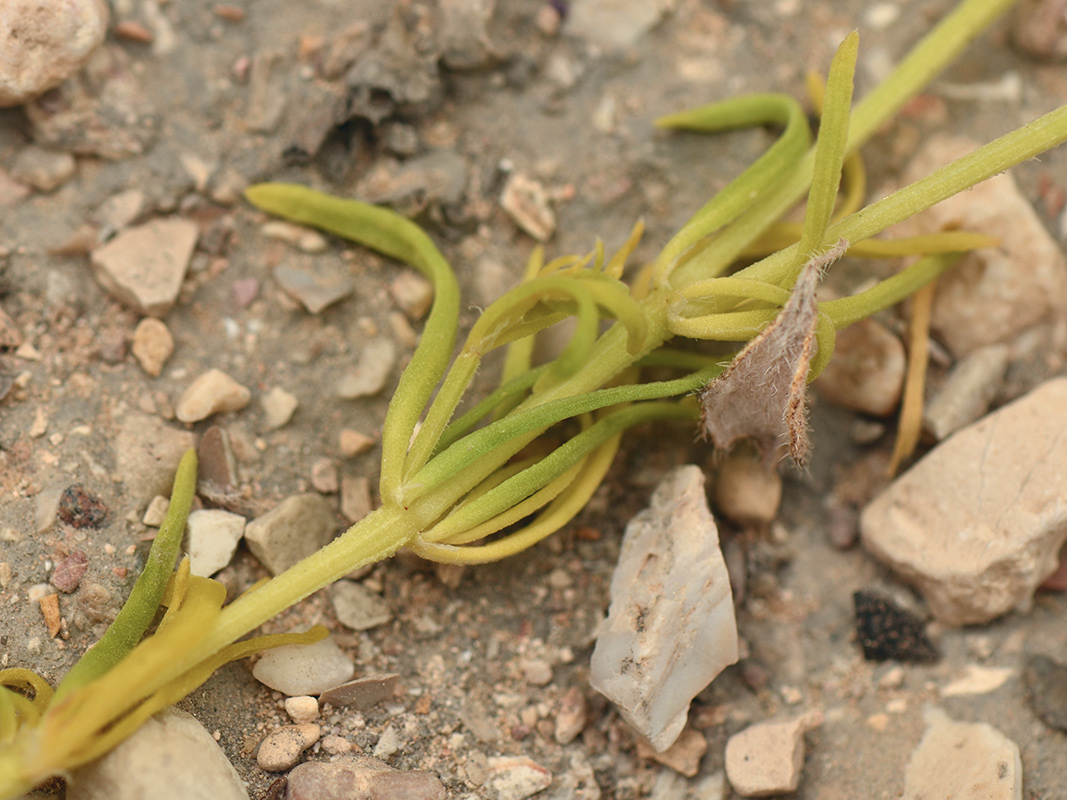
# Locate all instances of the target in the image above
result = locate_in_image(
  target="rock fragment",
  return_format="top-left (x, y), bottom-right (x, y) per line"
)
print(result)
top-left (131, 317), bottom-right (175, 377)
top-left (284, 755), bottom-right (446, 800)
top-left (257, 723), bottom-right (321, 772)
top-left (484, 756), bottom-right (553, 800)
top-left (923, 343), bottom-right (1009, 440)
top-left (319, 674), bottom-right (400, 711)
top-left (337, 339), bottom-right (396, 399)
top-left (261, 386), bottom-right (299, 430)
top-left (338, 429), bottom-right (375, 458)
top-left (901, 707), bottom-right (1021, 800)
top-left (713, 450), bottom-right (781, 526)
top-left (340, 475), bottom-right (373, 523)
top-left (245, 493), bottom-right (337, 575)
top-left (175, 369), bottom-right (251, 424)
top-left (853, 591), bottom-right (939, 663)
top-left (438, 0), bottom-right (498, 70)
top-left (900, 135), bottom-right (1067, 356)
top-left (252, 636), bottom-right (355, 696)
top-left (590, 465), bottom-right (738, 752)
top-left (90, 218), bottom-right (199, 317)
top-left (636, 728), bottom-right (708, 777)
top-left (565, 0), bottom-right (673, 49)
top-left (500, 173), bottom-right (555, 242)
top-left (330, 579), bottom-right (392, 631)
top-left (284, 696), bottom-right (320, 723)
top-left (274, 264), bottom-right (353, 314)
top-left (814, 318), bottom-right (905, 416)
top-left (115, 412), bottom-right (196, 502)
top-left (724, 712), bottom-right (823, 798)
top-left (9, 145), bottom-right (77, 192)
top-left (57, 484), bottom-right (108, 529)
top-left (0, 0), bottom-right (109, 108)
top-left (185, 509), bottom-right (246, 577)
top-left (861, 378), bottom-right (1067, 624)
top-left (554, 687), bottom-right (588, 745)
top-left (67, 709), bottom-right (249, 800)
top-left (52, 550), bottom-right (89, 592)
top-left (390, 271), bottom-right (434, 319)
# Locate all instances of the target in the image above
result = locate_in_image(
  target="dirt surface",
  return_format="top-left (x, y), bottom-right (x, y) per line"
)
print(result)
top-left (2, 1), bottom-right (1067, 798)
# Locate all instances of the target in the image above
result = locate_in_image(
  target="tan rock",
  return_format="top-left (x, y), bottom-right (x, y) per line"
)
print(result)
top-left (500, 173), bottom-right (555, 241)
top-left (131, 318), bottom-right (174, 377)
top-left (725, 711), bottom-right (823, 797)
top-left (815, 318), bottom-right (905, 416)
top-left (0, 0), bottom-right (109, 108)
top-left (861, 378), bottom-right (1067, 624)
top-left (175, 369), bottom-right (250, 423)
top-left (256, 723), bottom-right (321, 772)
top-left (899, 135), bottom-right (1067, 356)
top-left (713, 450), bottom-right (782, 526)
top-left (91, 218), bottom-right (199, 317)
top-left (260, 386), bottom-right (298, 430)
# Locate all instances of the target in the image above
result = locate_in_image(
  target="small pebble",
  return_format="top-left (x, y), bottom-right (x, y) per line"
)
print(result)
top-left (484, 756), bottom-right (552, 800)
top-left (713, 451), bottom-right (782, 526)
top-left (724, 711), bottom-right (823, 797)
top-left (636, 728), bottom-right (708, 777)
top-left (96, 189), bottom-right (145, 231)
top-left (257, 723), bottom-right (321, 772)
top-left (319, 674), bottom-right (400, 711)
top-left (245, 494), bottom-right (336, 575)
top-left (330, 579), bottom-right (392, 631)
top-left (500, 173), bottom-right (556, 242)
top-left (554, 687), bottom-right (588, 745)
top-left (185, 509), bottom-right (246, 577)
top-left (252, 636), bottom-right (354, 696)
top-left (373, 726), bottom-right (402, 760)
top-left (142, 496), bottom-right (169, 526)
top-left (337, 339), bottom-right (397, 399)
top-left (197, 426), bottom-right (238, 493)
top-left (90, 218), bottom-right (199, 317)
top-left (39, 592), bottom-right (62, 638)
top-left (339, 429), bottom-right (375, 458)
top-left (310, 458), bottom-right (338, 494)
top-left (10, 145), bottom-right (76, 192)
top-left (261, 386), bottom-right (298, 430)
top-left (285, 755), bottom-right (446, 800)
top-left (854, 591), bottom-right (939, 663)
top-left (815, 318), bottom-right (905, 416)
top-left (284, 696), bottom-right (320, 724)
top-left (261, 220), bottom-right (329, 253)
top-left (274, 265), bottom-right (353, 314)
top-left (340, 475), bottom-right (373, 523)
top-left (131, 317), bottom-right (174, 378)
top-left (519, 658), bottom-right (553, 687)
top-left (923, 343), bottom-right (1009, 440)
top-left (57, 484), bottom-right (108, 529)
top-left (51, 550), bottom-right (89, 593)
top-left (319, 735), bottom-right (352, 755)
top-left (389, 271), bottom-right (434, 319)
top-left (176, 369), bottom-right (251, 423)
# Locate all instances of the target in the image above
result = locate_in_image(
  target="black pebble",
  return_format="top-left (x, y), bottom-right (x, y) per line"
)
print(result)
top-left (853, 590), bottom-right (939, 663)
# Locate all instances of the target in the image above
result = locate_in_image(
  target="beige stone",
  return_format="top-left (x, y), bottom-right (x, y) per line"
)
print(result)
top-left (175, 369), bottom-right (251, 423)
top-left (131, 317), bottom-right (174, 377)
top-left (714, 450), bottom-right (782, 526)
top-left (861, 378), bottom-right (1067, 624)
top-left (725, 711), bottom-right (823, 797)
top-left (815, 318), bottom-right (905, 416)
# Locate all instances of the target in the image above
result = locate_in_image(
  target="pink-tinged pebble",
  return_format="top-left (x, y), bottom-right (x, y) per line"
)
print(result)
top-left (52, 550), bottom-right (89, 592)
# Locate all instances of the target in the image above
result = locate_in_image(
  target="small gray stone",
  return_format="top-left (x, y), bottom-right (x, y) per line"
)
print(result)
top-left (923, 344), bottom-right (1010, 440)
top-left (274, 265), bottom-right (354, 314)
top-left (252, 636), bottom-right (355, 696)
top-left (438, 0), bottom-right (498, 70)
top-left (245, 493), bottom-right (337, 575)
top-left (337, 339), bottom-right (397, 399)
top-left (261, 386), bottom-right (299, 430)
top-left (9, 145), bottom-right (76, 191)
top-left (319, 673), bottom-right (400, 710)
top-left (284, 755), bottom-right (446, 800)
top-left (96, 188), bottom-right (146, 231)
top-left (0, 0), bottom-right (109, 108)
top-left (257, 723), bottom-right (321, 772)
top-left (330, 579), bottom-right (392, 631)
top-left (185, 509), bottom-right (245, 577)
top-left (67, 709), bottom-right (249, 800)
top-left (114, 412), bottom-right (196, 504)
top-left (90, 218), bottom-right (199, 317)
top-left (564, 0), bottom-right (672, 49)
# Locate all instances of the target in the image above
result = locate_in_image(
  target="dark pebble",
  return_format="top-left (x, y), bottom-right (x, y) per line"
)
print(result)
top-left (57, 484), bottom-right (108, 529)
top-left (1024, 654), bottom-right (1067, 731)
top-left (52, 550), bottom-right (89, 592)
top-left (853, 590), bottom-right (939, 663)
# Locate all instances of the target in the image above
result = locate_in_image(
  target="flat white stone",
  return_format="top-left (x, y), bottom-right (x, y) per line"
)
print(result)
top-left (67, 709), bottom-right (248, 800)
top-left (590, 465), bottom-right (738, 752)
top-left (902, 707), bottom-right (1021, 800)
top-left (861, 378), bottom-right (1067, 624)
top-left (252, 636), bottom-right (354, 696)
top-left (184, 508), bottom-right (246, 577)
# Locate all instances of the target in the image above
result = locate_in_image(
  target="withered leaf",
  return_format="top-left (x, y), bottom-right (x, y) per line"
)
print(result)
top-left (699, 241), bottom-right (845, 467)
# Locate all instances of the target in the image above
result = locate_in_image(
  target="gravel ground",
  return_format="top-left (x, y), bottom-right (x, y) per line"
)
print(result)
top-left (2, 1), bottom-right (1067, 798)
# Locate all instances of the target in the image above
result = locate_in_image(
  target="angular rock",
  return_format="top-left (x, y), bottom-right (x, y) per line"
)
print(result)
top-left (554, 686), bottom-right (588, 745)
top-left (861, 378), bottom-right (1067, 624)
top-left (261, 386), bottom-right (299, 430)
top-left (814, 318), bottom-right (905, 416)
top-left (0, 0), bottom-right (109, 108)
top-left (184, 508), bottom-right (246, 577)
top-left (175, 369), bottom-right (251, 424)
top-left (500, 173), bottom-right (555, 242)
top-left (337, 339), bottom-right (397, 399)
top-left (257, 723), bottom-right (321, 772)
top-left (10, 145), bottom-right (77, 191)
top-left (90, 218), bottom-right (199, 317)
top-left (636, 728), bottom-right (708, 777)
top-left (900, 135), bottom-right (1067, 356)
top-left (484, 756), bottom-right (552, 800)
top-left (115, 412), bottom-right (196, 503)
top-left (284, 755), bottom-right (446, 800)
top-left (330, 579), bottom-right (392, 631)
top-left (274, 264), bottom-right (353, 314)
top-left (319, 673), bottom-right (400, 710)
top-left (438, 0), bottom-right (498, 70)
top-left (252, 636), bottom-right (355, 696)
top-left (853, 591), bottom-right (938, 663)
top-left (565, 0), bottom-right (672, 49)
top-left (901, 707), bottom-right (1021, 800)
top-left (724, 712), bottom-right (823, 798)
top-left (590, 465), bottom-right (738, 752)
top-left (51, 550), bottom-right (89, 593)
top-left (340, 475), bottom-right (373, 524)
top-left (131, 317), bottom-right (175, 378)
top-left (67, 709), bottom-right (249, 800)
top-left (338, 429), bottom-right (375, 458)
top-left (245, 493), bottom-right (337, 575)
top-left (923, 343), bottom-right (1009, 441)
